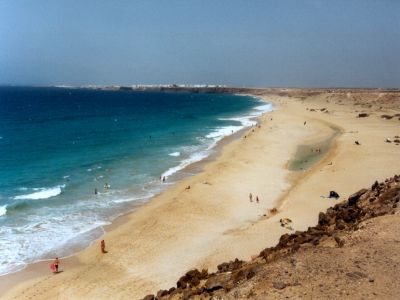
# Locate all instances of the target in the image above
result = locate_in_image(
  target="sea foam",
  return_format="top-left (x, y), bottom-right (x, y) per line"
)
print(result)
top-left (162, 98), bottom-right (273, 179)
top-left (169, 152), bottom-right (181, 157)
top-left (162, 150), bottom-right (209, 179)
top-left (0, 205), bottom-right (6, 217)
top-left (14, 185), bottom-right (65, 200)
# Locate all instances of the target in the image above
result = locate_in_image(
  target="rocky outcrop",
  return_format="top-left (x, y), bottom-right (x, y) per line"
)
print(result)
top-left (141, 175), bottom-right (400, 300)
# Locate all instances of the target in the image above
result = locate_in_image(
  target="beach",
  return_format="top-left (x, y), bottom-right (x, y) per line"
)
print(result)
top-left (1, 89), bottom-right (399, 299)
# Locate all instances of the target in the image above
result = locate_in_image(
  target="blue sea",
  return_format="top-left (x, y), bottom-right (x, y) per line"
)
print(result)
top-left (0, 87), bottom-right (272, 275)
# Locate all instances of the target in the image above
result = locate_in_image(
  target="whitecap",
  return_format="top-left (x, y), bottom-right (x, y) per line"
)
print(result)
top-left (253, 103), bottom-right (274, 113)
top-left (14, 185), bottom-right (65, 200)
top-left (161, 151), bottom-right (209, 179)
top-left (0, 205), bottom-right (6, 217)
top-left (206, 125), bottom-right (243, 139)
top-left (168, 152), bottom-right (181, 157)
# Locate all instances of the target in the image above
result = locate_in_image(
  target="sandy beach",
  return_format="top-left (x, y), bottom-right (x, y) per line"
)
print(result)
top-left (1, 89), bottom-right (399, 300)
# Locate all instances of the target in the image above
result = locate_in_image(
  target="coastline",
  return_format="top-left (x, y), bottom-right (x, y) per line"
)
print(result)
top-left (2, 89), bottom-right (399, 299)
top-left (0, 94), bottom-right (269, 295)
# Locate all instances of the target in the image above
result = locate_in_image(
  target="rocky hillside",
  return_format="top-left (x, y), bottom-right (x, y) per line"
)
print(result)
top-left (142, 175), bottom-right (400, 300)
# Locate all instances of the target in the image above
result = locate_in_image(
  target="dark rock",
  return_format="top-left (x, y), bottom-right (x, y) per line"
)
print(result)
top-left (358, 113), bottom-right (369, 117)
top-left (176, 276), bottom-right (187, 289)
top-left (318, 212), bottom-right (328, 226)
top-left (156, 289), bottom-right (168, 299)
top-left (278, 234), bottom-right (291, 247)
top-left (336, 219), bottom-right (346, 230)
top-left (217, 258), bottom-right (244, 272)
top-left (142, 295), bottom-right (155, 300)
top-left (273, 281), bottom-right (287, 290)
top-left (259, 247), bottom-right (274, 260)
top-left (381, 114), bottom-right (393, 119)
top-left (205, 273), bottom-right (232, 291)
top-left (177, 268), bottom-right (208, 289)
top-left (348, 188), bottom-right (368, 206)
top-left (247, 270), bottom-right (256, 280)
top-left (334, 236), bottom-right (345, 247)
top-left (372, 181), bottom-right (379, 190)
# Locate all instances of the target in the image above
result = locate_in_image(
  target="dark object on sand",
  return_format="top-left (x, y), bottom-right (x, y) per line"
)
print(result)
top-left (101, 239), bottom-right (108, 253)
top-left (329, 191), bottom-right (340, 199)
top-left (358, 113), bottom-right (369, 118)
top-left (355, 141), bottom-right (361, 145)
top-left (381, 114), bottom-right (393, 119)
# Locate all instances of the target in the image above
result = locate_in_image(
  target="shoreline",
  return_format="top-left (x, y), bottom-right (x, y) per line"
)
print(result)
top-left (2, 89), bottom-right (399, 299)
top-left (0, 95), bottom-right (270, 296)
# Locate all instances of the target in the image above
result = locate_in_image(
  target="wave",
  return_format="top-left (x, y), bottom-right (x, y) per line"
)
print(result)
top-left (161, 151), bottom-right (209, 179)
top-left (253, 103), bottom-right (274, 113)
top-left (169, 152), bottom-right (181, 157)
top-left (13, 185), bottom-right (65, 200)
top-left (0, 205), bottom-right (6, 216)
top-left (161, 99), bottom-right (273, 179)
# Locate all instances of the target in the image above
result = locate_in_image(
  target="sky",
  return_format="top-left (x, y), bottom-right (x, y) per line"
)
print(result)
top-left (0, 0), bottom-right (399, 87)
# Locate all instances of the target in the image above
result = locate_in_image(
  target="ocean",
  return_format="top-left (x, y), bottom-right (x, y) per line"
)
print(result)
top-left (0, 87), bottom-right (272, 275)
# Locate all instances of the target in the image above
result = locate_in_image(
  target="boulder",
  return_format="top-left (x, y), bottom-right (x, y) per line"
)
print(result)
top-left (348, 188), bottom-right (368, 206)
top-left (371, 181), bottom-right (379, 190)
top-left (217, 259), bottom-right (244, 272)
top-left (205, 273), bottom-right (232, 291)
top-left (156, 290), bottom-right (168, 299)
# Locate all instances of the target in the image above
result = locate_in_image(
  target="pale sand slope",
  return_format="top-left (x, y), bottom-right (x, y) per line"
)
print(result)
top-left (2, 91), bottom-right (399, 300)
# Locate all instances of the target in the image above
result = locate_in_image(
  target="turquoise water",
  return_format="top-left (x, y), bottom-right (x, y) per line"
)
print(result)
top-left (0, 87), bottom-right (272, 275)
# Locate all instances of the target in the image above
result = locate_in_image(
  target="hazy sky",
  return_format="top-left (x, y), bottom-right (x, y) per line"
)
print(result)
top-left (1, 0), bottom-right (399, 87)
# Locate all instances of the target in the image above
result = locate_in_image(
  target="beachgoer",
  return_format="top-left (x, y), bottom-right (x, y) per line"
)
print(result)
top-left (249, 193), bottom-right (253, 202)
top-left (304, 121), bottom-right (307, 125)
top-left (101, 240), bottom-right (107, 253)
top-left (94, 188), bottom-right (98, 195)
top-left (256, 196), bottom-right (259, 203)
top-left (54, 257), bottom-right (59, 273)
top-left (162, 176), bottom-right (166, 183)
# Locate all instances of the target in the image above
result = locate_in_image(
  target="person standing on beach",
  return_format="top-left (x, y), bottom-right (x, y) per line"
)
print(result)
top-left (256, 196), bottom-right (259, 203)
top-left (51, 257), bottom-right (60, 273)
top-left (101, 239), bottom-right (108, 253)
top-left (249, 193), bottom-right (253, 202)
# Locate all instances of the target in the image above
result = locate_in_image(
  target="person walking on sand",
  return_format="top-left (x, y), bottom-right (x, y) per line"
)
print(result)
top-left (50, 257), bottom-right (60, 273)
top-left (256, 196), bottom-right (259, 203)
top-left (101, 239), bottom-right (107, 253)
top-left (249, 193), bottom-right (253, 202)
